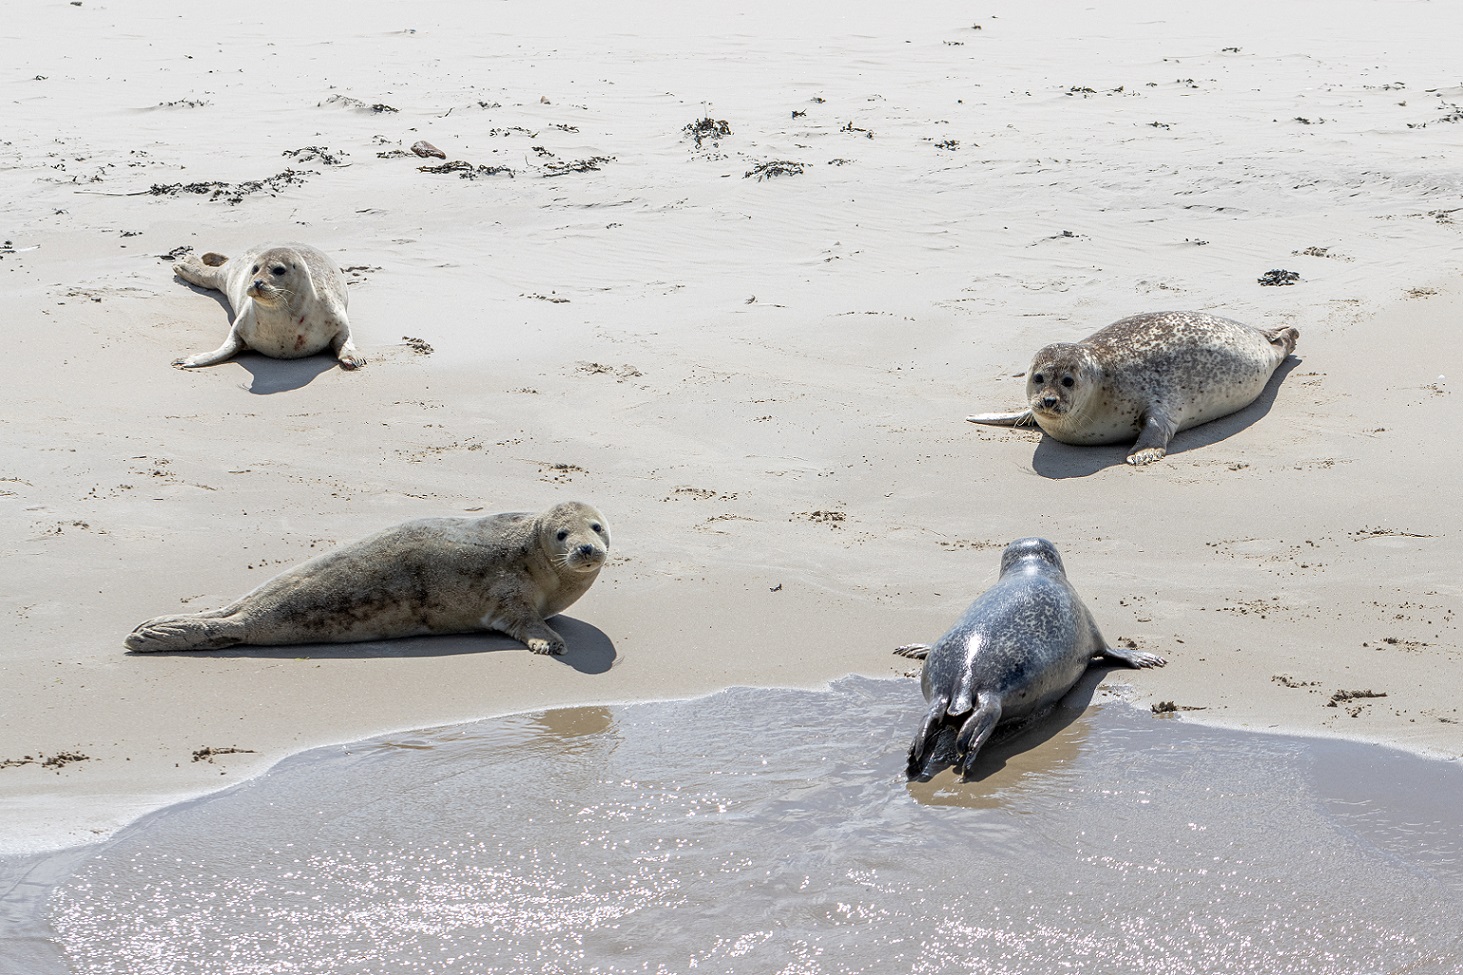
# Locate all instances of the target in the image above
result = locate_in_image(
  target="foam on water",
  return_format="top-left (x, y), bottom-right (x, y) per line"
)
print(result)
top-left (7, 677), bottom-right (1463, 974)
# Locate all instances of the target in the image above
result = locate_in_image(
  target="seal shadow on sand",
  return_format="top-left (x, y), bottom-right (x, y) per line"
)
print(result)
top-left (131, 615), bottom-right (618, 676)
top-left (174, 277), bottom-right (340, 394)
top-left (904, 663), bottom-right (1128, 805)
top-left (1029, 356), bottom-right (1302, 480)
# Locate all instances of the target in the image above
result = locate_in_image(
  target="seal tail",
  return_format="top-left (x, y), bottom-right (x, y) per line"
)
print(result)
top-left (1264, 325), bottom-right (1299, 357)
top-left (125, 613), bottom-right (245, 652)
top-left (906, 692), bottom-right (951, 778)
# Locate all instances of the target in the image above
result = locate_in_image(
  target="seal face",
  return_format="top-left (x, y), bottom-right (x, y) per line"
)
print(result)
top-left (967, 311), bottom-right (1299, 465)
top-left (172, 243), bottom-right (365, 369)
top-left (124, 501), bottom-right (610, 655)
top-left (895, 538), bottom-right (1164, 779)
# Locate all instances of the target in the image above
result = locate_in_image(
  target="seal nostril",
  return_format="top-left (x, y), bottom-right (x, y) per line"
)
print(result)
top-left (577, 544), bottom-right (596, 558)
top-left (1042, 396), bottom-right (1059, 409)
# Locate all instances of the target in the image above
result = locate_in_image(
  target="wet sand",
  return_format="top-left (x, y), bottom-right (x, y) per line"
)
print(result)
top-left (1, 0), bottom-right (1461, 859)
top-left (4, 679), bottom-right (1460, 974)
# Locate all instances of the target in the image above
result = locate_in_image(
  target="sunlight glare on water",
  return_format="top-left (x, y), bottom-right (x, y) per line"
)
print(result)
top-left (44, 677), bottom-right (1463, 974)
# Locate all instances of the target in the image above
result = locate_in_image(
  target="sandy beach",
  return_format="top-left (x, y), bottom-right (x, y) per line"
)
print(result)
top-left (2, 0), bottom-right (1461, 856)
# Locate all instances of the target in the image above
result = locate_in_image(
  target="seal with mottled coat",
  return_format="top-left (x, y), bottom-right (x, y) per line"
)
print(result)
top-left (125, 501), bottom-right (609, 655)
top-left (967, 311), bottom-right (1298, 465)
top-left (172, 243), bottom-right (365, 369)
top-left (895, 538), bottom-right (1164, 779)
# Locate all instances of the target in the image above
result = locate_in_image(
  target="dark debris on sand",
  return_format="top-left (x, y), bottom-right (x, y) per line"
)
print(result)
top-left (1, 750), bottom-right (91, 771)
top-left (544, 156), bottom-right (614, 176)
top-left (684, 117), bottom-right (732, 148)
top-left (148, 169), bottom-right (312, 204)
top-left (418, 160), bottom-right (515, 179)
top-left (745, 160), bottom-right (806, 181)
top-left (283, 146), bottom-right (350, 166)
top-left (192, 746), bottom-right (257, 763)
top-left (1258, 268), bottom-right (1301, 286)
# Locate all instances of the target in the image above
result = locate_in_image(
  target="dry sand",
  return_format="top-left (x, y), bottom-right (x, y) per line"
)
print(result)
top-left (1, 0), bottom-right (1460, 853)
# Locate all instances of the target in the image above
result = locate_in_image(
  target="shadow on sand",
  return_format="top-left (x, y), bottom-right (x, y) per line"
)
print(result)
top-left (233, 354), bottom-right (341, 394)
top-left (130, 615), bottom-right (617, 676)
top-left (1030, 356), bottom-right (1302, 479)
top-left (174, 276), bottom-right (341, 394)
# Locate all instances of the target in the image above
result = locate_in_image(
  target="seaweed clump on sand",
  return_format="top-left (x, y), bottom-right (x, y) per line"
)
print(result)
top-left (684, 117), bottom-right (732, 147)
top-left (544, 156), bottom-right (614, 176)
top-left (418, 160), bottom-right (515, 179)
top-left (744, 160), bottom-right (806, 181)
top-left (148, 169), bottom-right (311, 204)
top-left (282, 146), bottom-right (350, 166)
top-left (1257, 268), bottom-right (1300, 286)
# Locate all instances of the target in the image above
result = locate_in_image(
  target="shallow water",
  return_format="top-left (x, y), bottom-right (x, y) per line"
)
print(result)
top-left (6, 676), bottom-right (1462, 974)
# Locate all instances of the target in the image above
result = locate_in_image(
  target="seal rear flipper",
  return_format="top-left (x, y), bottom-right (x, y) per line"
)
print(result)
top-left (906, 692), bottom-right (951, 779)
top-left (125, 614), bottom-right (246, 652)
top-left (892, 643), bottom-right (932, 659)
top-left (954, 697), bottom-right (1003, 779)
top-left (1263, 325), bottom-right (1299, 356)
top-left (966, 410), bottom-right (1035, 427)
top-left (1099, 644), bottom-right (1167, 668)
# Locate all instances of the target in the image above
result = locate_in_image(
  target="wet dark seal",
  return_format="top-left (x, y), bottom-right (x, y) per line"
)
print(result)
top-left (172, 242), bottom-right (364, 369)
top-left (125, 502), bottom-right (609, 655)
top-left (967, 311), bottom-right (1299, 465)
top-left (895, 538), bottom-right (1165, 779)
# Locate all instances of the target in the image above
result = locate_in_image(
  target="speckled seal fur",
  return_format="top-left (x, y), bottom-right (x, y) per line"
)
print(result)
top-left (172, 243), bottom-right (364, 369)
top-left (894, 538), bottom-right (1164, 779)
top-left (125, 501), bottom-right (609, 655)
top-left (967, 311), bottom-right (1299, 465)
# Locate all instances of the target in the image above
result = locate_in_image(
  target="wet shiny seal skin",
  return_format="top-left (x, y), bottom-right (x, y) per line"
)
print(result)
top-left (966, 311), bottom-right (1299, 465)
top-left (894, 538), bottom-right (1165, 779)
top-left (171, 243), bottom-right (365, 369)
top-left (125, 502), bottom-right (610, 656)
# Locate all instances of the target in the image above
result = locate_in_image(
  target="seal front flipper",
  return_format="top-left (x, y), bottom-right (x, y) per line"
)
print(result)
top-left (966, 410), bottom-right (1035, 427)
top-left (174, 329), bottom-right (247, 369)
top-left (893, 643), bottom-right (932, 659)
top-left (489, 612), bottom-right (567, 656)
top-left (1099, 644), bottom-right (1167, 668)
top-left (954, 697), bottom-right (1002, 779)
top-left (1126, 407), bottom-right (1179, 466)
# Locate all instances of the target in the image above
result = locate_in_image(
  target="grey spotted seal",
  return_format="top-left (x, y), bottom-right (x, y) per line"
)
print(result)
top-left (172, 243), bottom-right (364, 369)
top-left (967, 311), bottom-right (1298, 465)
top-left (895, 538), bottom-right (1164, 779)
top-left (125, 501), bottom-right (609, 654)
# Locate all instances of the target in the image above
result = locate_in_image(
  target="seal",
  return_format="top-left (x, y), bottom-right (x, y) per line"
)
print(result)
top-left (966, 311), bottom-right (1298, 465)
top-left (895, 538), bottom-right (1164, 779)
top-left (124, 501), bottom-right (609, 655)
top-left (172, 243), bottom-right (365, 369)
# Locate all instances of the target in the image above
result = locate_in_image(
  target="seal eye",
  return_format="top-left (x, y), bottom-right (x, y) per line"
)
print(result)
top-left (1032, 373), bottom-right (1045, 385)
top-left (271, 265), bottom-right (287, 276)
top-left (251, 265), bottom-right (260, 274)
top-left (591, 524), bottom-right (603, 533)
top-left (556, 529), bottom-right (569, 542)
top-left (1061, 376), bottom-right (1075, 388)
